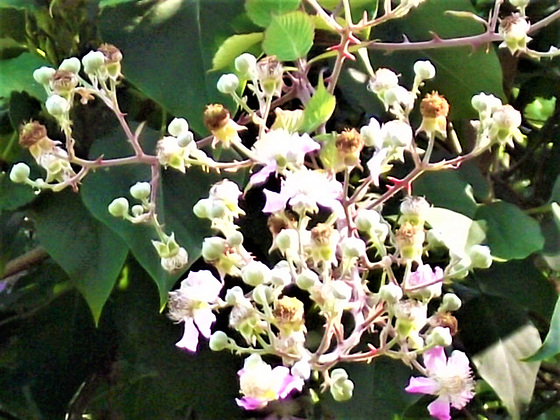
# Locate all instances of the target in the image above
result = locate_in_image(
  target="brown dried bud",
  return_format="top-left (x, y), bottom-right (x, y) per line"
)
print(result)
top-left (420, 92), bottom-right (449, 119)
top-left (395, 221), bottom-right (425, 261)
top-left (430, 312), bottom-right (459, 336)
top-left (336, 128), bottom-right (364, 166)
top-left (97, 43), bottom-right (123, 63)
top-left (50, 69), bottom-right (78, 95)
top-left (204, 104), bottom-right (230, 132)
top-left (273, 296), bottom-right (304, 326)
top-left (311, 223), bottom-right (334, 246)
top-left (19, 121), bottom-right (48, 148)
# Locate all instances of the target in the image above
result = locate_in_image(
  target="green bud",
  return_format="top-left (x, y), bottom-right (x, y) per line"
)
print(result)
top-left (225, 286), bottom-right (244, 305)
top-left (379, 283), bottom-right (403, 304)
top-left (242, 261), bottom-right (271, 287)
top-left (58, 57), bottom-right (81, 73)
top-left (177, 131), bottom-right (194, 147)
top-left (469, 245), bottom-right (492, 269)
top-left (9, 162), bottom-right (31, 183)
top-left (440, 293), bottom-right (462, 312)
top-left (82, 50), bottom-right (106, 74)
top-left (341, 237), bottom-right (366, 259)
top-left (210, 201), bottom-right (227, 219)
top-left (234, 53), bottom-right (257, 78)
top-left (193, 198), bottom-right (211, 219)
top-left (296, 270), bottom-right (319, 290)
top-left (217, 73), bottom-right (239, 94)
top-left (168, 118), bottom-right (189, 137)
top-left (426, 326), bottom-right (452, 347)
top-left (202, 237), bottom-right (226, 261)
top-left (131, 204), bottom-right (144, 217)
top-left (355, 209), bottom-right (380, 232)
top-left (45, 94), bottom-right (70, 117)
top-left (209, 331), bottom-right (230, 351)
top-left (252, 284), bottom-right (272, 305)
top-left (129, 181), bottom-right (151, 200)
top-left (33, 66), bottom-right (56, 85)
top-left (227, 231), bottom-right (244, 247)
top-left (108, 197), bottom-right (130, 218)
top-left (276, 229), bottom-right (297, 253)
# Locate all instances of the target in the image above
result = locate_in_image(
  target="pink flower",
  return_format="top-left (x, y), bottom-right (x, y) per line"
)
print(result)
top-left (237, 354), bottom-right (304, 410)
top-left (405, 346), bottom-right (475, 420)
top-left (167, 270), bottom-right (223, 352)
top-left (262, 168), bottom-right (343, 215)
top-left (405, 264), bottom-right (443, 300)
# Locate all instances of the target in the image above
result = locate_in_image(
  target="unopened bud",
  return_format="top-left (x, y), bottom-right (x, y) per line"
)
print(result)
top-left (108, 197), bottom-right (129, 218)
top-left (201, 237), bottom-right (226, 261)
top-left (241, 261), bottom-right (271, 286)
top-left (82, 50), bottom-right (105, 74)
top-left (413, 60), bottom-right (436, 81)
top-left (426, 326), bottom-right (452, 347)
top-left (193, 198), bottom-right (211, 218)
top-left (296, 270), bottom-right (319, 290)
top-left (168, 118), bottom-right (189, 137)
top-left (276, 228), bottom-right (298, 253)
top-left (45, 94), bottom-right (70, 117)
top-left (227, 231), bottom-right (244, 247)
top-left (379, 283), bottom-right (403, 304)
top-left (58, 57), bottom-right (81, 73)
top-left (235, 53), bottom-right (257, 78)
top-left (469, 245), bottom-right (492, 268)
top-left (253, 284), bottom-right (273, 305)
top-left (217, 73), bottom-right (239, 94)
top-left (209, 331), bottom-right (230, 351)
top-left (9, 162), bottom-right (31, 183)
top-left (225, 286), bottom-right (245, 305)
top-left (129, 182), bottom-right (151, 200)
top-left (131, 204), bottom-right (144, 217)
top-left (341, 237), bottom-right (366, 259)
top-left (33, 66), bottom-right (56, 85)
top-left (441, 293), bottom-right (462, 312)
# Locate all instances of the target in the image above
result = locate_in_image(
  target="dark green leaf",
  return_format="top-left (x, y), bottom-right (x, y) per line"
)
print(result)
top-left (211, 32), bottom-right (264, 72)
top-left (98, 0), bottom-right (247, 134)
top-left (263, 11), bottom-right (314, 61)
top-left (0, 0), bottom-right (39, 10)
top-left (525, 296), bottom-right (560, 362)
top-left (30, 189), bottom-right (128, 323)
top-left (0, 52), bottom-right (49, 103)
top-left (245, 0), bottom-right (300, 28)
top-left (475, 201), bottom-right (544, 260)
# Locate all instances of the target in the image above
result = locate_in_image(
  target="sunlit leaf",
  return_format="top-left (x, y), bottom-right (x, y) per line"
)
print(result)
top-left (525, 296), bottom-right (560, 362)
top-left (245, 0), bottom-right (300, 28)
top-left (211, 32), bottom-right (263, 71)
top-left (473, 324), bottom-right (542, 419)
top-left (263, 11), bottom-right (314, 61)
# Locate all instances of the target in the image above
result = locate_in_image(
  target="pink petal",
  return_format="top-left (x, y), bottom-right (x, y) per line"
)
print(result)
top-left (236, 396), bottom-right (267, 411)
top-left (423, 346), bottom-right (447, 374)
top-left (193, 308), bottom-right (216, 338)
top-left (447, 350), bottom-right (471, 375)
top-left (405, 376), bottom-right (439, 395)
top-left (175, 318), bottom-right (199, 352)
top-left (250, 163), bottom-right (276, 186)
top-left (272, 366), bottom-right (304, 399)
top-left (428, 396), bottom-right (452, 420)
top-left (262, 189), bottom-right (286, 213)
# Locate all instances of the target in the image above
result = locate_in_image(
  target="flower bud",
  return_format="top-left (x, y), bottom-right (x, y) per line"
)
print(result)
top-left (209, 200), bottom-right (227, 219)
top-left (336, 128), bottom-right (364, 167)
top-left (131, 204), bottom-right (144, 217)
top-left (271, 263), bottom-right (292, 287)
top-left (33, 66), bottom-right (56, 85)
top-left (341, 237), bottom-right (366, 259)
top-left (241, 261), bottom-right (271, 286)
top-left (209, 331), bottom-right (230, 351)
top-left (177, 131), bottom-right (194, 147)
top-left (330, 369), bottom-right (354, 402)
top-left (400, 196), bottom-right (430, 226)
top-left (369, 68), bottom-right (399, 94)
top-left (193, 198), bottom-right (211, 218)
top-left (413, 60), bottom-right (436, 80)
top-left (168, 118), bottom-right (189, 137)
top-left (360, 117), bottom-right (381, 148)
top-left (510, 0), bottom-right (529, 9)
top-left (227, 231), bottom-right (244, 247)
top-left (252, 284), bottom-right (273, 305)
top-left (275, 228), bottom-right (298, 253)
top-left (296, 270), bottom-right (319, 290)
top-left (379, 283), bottom-right (403, 304)
top-left (235, 53), bottom-right (257, 78)
top-left (108, 197), bottom-right (130, 218)
top-left (58, 57), bottom-right (81, 73)
top-left (426, 326), bottom-right (452, 347)
top-left (225, 286), bottom-right (245, 305)
top-left (9, 162), bottom-right (31, 183)
top-left (469, 244), bottom-right (492, 269)
top-left (380, 120), bottom-right (413, 148)
top-left (82, 50), bottom-right (105, 74)
top-left (129, 181), bottom-right (151, 200)
top-left (355, 209), bottom-right (381, 232)
top-left (217, 73), bottom-right (239, 94)
top-left (45, 94), bottom-right (70, 117)
top-left (440, 293), bottom-right (462, 312)
top-left (201, 237), bottom-right (226, 261)
top-left (471, 93), bottom-right (502, 115)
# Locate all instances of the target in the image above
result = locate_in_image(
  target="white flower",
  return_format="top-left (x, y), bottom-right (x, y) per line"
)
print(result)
top-left (369, 68), bottom-right (399, 94)
top-left (167, 270), bottom-right (223, 352)
top-left (263, 168), bottom-right (343, 216)
top-left (360, 117), bottom-right (381, 148)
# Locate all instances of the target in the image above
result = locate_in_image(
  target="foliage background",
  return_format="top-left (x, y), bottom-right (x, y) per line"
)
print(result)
top-left (1, 0), bottom-right (560, 418)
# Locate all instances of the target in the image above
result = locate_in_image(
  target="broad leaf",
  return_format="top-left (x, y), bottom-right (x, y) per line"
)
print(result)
top-left (542, 202), bottom-right (560, 270)
top-left (475, 201), bottom-right (544, 260)
top-left (245, 0), bottom-right (300, 28)
top-left (211, 32), bottom-right (264, 71)
top-left (0, 52), bottom-right (49, 103)
top-left (473, 324), bottom-right (542, 420)
top-left (30, 189), bottom-right (128, 323)
top-left (99, 0), bottom-right (247, 134)
top-left (263, 11), bottom-right (314, 61)
top-left (526, 296), bottom-right (560, 362)
top-left (300, 78), bottom-right (336, 133)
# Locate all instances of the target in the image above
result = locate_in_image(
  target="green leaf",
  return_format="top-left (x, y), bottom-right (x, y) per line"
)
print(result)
top-left (262, 11), bottom-right (314, 61)
top-left (0, 0), bottom-right (39, 10)
top-left (542, 202), bottom-right (560, 270)
top-left (211, 32), bottom-right (264, 71)
top-left (98, 0), bottom-right (247, 134)
top-left (472, 324), bottom-right (542, 419)
top-left (0, 52), bottom-right (49, 103)
top-left (30, 190), bottom-right (128, 323)
top-left (80, 123), bottom-right (226, 303)
top-left (300, 79), bottom-right (336, 133)
top-left (525, 296), bottom-right (560, 362)
top-left (245, 0), bottom-right (300, 28)
top-left (475, 201), bottom-right (544, 260)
